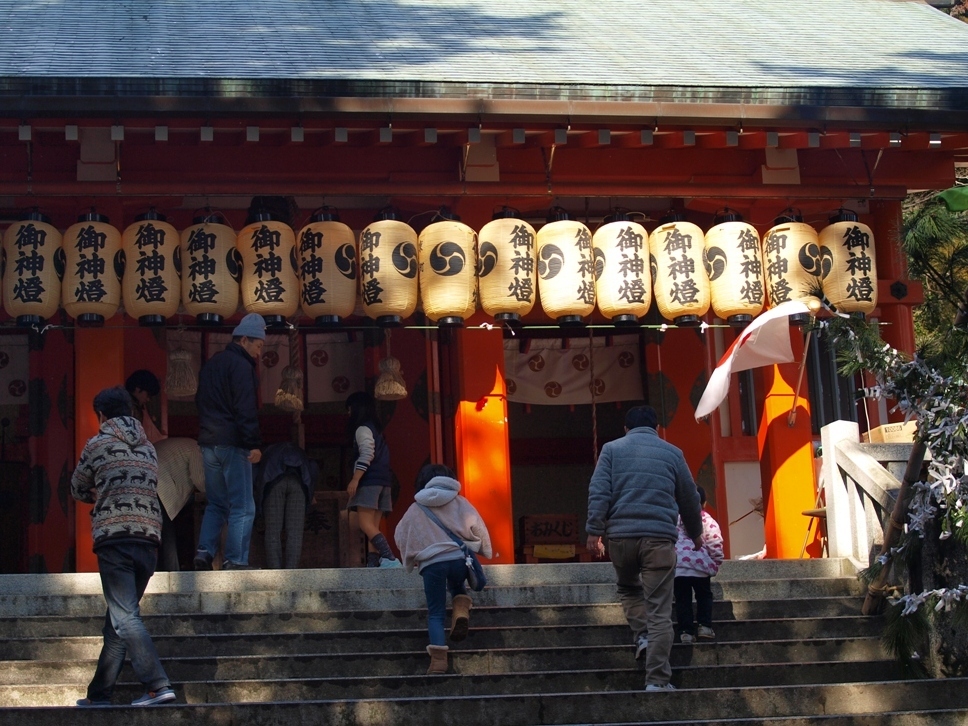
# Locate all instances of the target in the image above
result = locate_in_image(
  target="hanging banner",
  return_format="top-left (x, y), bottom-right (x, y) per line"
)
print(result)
top-left (503, 335), bottom-right (643, 406)
top-left (0, 335), bottom-right (29, 405)
top-left (207, 332), bottom-right (288, 408)
top-left (306, 333), bottom-right (365, 403)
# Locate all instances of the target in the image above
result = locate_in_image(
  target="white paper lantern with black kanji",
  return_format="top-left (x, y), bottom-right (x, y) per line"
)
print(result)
top-left (122, 210), bottom-right (181, 326)
top-left (418, 211), bottom-right (478, 327)
top-left (62, 210), bottom-right (123, 326)
top-left (297, 208), bottom-right (358, 326)
top-left (478, 207), bottom-right (536, 322)
top-left (535, 208), bottom-right (595, 326)
top-left (649, 212), bottom-right (710, 326)
top-left (704, 209), bottom-right (765, 327)
top-left (762, 209), bottom-right (824, 325)
top-left (819, 209), bottom-right (878, 317)
top-left (238, 212), bottom-right (300, 326)
top-left (180, 213), bottom-right (242, 325)
top-left (2, 211), bottom-right (64, 327)
top-left (592, 212), bottom-right (651, 325)
top-left (359, 209), bottom-right (419, 326)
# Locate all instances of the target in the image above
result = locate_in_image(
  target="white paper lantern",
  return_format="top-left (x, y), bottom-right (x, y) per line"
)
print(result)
top-left (478, 208), bottom-right (537, 322)
top-left (762, 209), bottom-right (824, 325)
top-left (418, 213), bottom-right (478, 327)
top-left (2, 212), bottom-right (64, 327)
top-left (649, 212), bottom-right (710, 326)
top-left (238, 213), bottom-right (300, 325)
top-left (359, 209), bottom-right (419, 326)
top-left (122, 210), bottom-right (181, 326)
top-left (535, 208), bottom-right (595, 325)
top-left (593, 213), bottom-right (651, 324)
top-left (297, 208), bottom-right (358, 325)
top-left (180, 212), bottom-right (241, 325)
top-left (819, 209), bottom-right (878, 317)
top-left (704, 209), bottom-right (765, 326)
top-left (63, 211), bottom-right (123, 326)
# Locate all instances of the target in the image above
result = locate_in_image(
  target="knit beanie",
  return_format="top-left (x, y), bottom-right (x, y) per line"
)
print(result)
top-left (232, 313), bottom-right (267, 340)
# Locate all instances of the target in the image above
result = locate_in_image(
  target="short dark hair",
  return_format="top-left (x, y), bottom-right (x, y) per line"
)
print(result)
top-left (93, 386), bottom-right (134, 420)
top-left (625, 405), bottom-right (658, 430)
top-left (125, 369), bottom-right (160, 397)
top-left (696, 485), bottom-right (707, 506)
top-left (415, 463), bottom-right (455, 492)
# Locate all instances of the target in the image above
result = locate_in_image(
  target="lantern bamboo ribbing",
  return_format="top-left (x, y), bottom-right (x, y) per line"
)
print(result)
top-left (297, 209), bottom-right (358, 325)
top-left (2, 212), bottom-right (64, 327)
top-left (704, 210), bottom-right (765, 326)
top-left (418, 217), bottom-right (478, 326)
top-left (762, 209), bottom-right (824, 324)
top-left (819, 210), bottom-right (878, 317)
top-left (593, 217), bottom-right (651, 324)
top-left (238, 215), bottom-right (300, 325)
top-left (360, 213), bottom-right (419, 326)
top-left (62, 211), bottom-right (122, 326)
top-left (478, 209), bottom-right (537, 322)
top-left (122, 211), bottom-right (181, 326)
top-left (180, 214), bottom-right (241, 325)
top-left (649, 214), bottom-right (710, 326)
top-left (535, 211), bottom-right (595, 325)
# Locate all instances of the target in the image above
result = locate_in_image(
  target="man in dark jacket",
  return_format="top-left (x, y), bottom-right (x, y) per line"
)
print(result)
top-left (71, 386), bottom-right (176, 707)
top-left (193, 313), bottom-right (265, 570)
top-left (585, 405), bottom-right (703, 693)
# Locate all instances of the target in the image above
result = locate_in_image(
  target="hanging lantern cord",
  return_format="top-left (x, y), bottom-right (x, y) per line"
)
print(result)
top-left (589, 328), bottom-right (598, 465)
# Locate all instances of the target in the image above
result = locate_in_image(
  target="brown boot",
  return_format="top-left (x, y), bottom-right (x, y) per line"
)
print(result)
top-left (450, 594), bottom-right (472, 642)
top-left (426, 645), bottom-right (449, 674)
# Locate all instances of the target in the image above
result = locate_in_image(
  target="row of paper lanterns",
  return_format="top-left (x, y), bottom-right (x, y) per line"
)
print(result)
top-left (0, 205), bottom-right (877, 329)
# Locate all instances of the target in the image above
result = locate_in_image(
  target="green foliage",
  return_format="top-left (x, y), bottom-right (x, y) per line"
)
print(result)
top-left (882, 601), bottom-right (930, 677)
top-left (902, 190), bottom-right (968, 376)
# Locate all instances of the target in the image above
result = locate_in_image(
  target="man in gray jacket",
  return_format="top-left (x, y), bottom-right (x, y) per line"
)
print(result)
top-left (586, 405), bottom-right (703, 692)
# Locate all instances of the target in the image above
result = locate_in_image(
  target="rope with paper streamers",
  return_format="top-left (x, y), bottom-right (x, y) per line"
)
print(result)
top-left (274, 324), bottom-right (304, 413)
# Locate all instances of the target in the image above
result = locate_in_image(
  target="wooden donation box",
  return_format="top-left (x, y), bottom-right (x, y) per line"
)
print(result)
top-left (519, 514), bottom-right (593, 563)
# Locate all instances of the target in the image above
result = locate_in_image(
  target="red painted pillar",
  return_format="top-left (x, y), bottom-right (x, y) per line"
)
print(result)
top-left (756, 330), bottom-right (817, 559)
top-left (74, 319), bottom-right (126, 572)
top-left (453, 326), bottom-right (514, 564)
top-left (26, 324), bottom-right (75, 572)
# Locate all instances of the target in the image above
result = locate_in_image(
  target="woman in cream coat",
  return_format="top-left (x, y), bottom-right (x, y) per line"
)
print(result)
top-left (394, 464), bottom-right (491, 674)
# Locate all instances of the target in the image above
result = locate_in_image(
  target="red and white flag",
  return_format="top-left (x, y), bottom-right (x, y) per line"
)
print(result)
top-left (695, 300), bottom-right (811, 419)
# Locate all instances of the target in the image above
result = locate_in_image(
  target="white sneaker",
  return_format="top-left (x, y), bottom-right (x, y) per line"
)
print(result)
top-left (645, 683), bottom-right (676, 692)
top-left (634, 634), bottom-right (649, 659)
top-left (378, 557), bottom-right (403, 568)
top-left (680, 632), bottom-right (696, 644)
top-left (697, 625), bottom-right (716, 640)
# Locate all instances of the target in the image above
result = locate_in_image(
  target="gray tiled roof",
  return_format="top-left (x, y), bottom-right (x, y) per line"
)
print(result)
top-left (0, 0), bottom-right (967, 89)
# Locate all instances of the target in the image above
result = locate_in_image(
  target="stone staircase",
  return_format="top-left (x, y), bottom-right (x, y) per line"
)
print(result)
top-left (0, 559), bottom-right (966, 724)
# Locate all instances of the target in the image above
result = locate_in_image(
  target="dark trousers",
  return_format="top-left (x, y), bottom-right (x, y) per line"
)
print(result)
top-left (674, 574), bottom-right (713, 634)
top-left (87, 541), bottom-right (170, 700)
top-left (263, 474), bottom-right (307, 569)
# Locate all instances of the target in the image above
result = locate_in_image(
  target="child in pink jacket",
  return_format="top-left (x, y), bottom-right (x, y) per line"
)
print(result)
top-left (674, 486), bottom-right (724, 643)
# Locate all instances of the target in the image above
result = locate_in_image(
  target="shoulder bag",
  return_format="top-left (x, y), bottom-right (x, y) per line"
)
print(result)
top-left (417, 504), bottom-right (487, 591)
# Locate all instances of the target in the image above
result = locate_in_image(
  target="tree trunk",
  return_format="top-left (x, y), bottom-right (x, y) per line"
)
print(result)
top-left (921, 518), bottom-right (968, 677)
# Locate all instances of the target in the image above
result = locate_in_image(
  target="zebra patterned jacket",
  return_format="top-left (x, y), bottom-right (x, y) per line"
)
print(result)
top-left (71, 415), bottom-right (162, 549)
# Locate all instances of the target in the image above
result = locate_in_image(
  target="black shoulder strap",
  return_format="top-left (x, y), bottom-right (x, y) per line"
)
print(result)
top-left (417, 503), bottom-right (466, 548)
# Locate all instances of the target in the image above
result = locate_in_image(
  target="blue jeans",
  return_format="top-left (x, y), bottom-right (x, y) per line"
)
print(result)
top-left (87, 542), bottom-right (170, 700)
top-left (198, 445), bottom-right (256, 566)
top-left (420, 557), bottom-right (468, 646)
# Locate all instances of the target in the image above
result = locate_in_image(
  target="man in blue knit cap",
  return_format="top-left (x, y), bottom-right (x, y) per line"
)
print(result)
top-left (193, 313), bottom-right (265, 570)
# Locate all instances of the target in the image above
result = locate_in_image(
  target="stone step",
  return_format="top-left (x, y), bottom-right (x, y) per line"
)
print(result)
top-left (0, 637), bottom-right (890, 686)
top-left (0, 617), bottom-right (887, 662)
top-left (0, 660), bottom-right (906, 707)
top-left (0, 599), bottom-right (870, 637)
top-left (0, 577), bottom-right (865, 617)
top-left (565, 713), bottom-right (968, 726)
top-left (2, 678), bottom-right (967, 725)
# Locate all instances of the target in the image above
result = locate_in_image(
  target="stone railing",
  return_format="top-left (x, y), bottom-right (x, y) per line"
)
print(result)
top-left (819, 420), bottom-right (927, 569)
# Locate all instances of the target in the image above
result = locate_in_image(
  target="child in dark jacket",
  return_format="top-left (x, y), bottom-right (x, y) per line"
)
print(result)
top-left (674, 485), bottom-right (725, 643)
